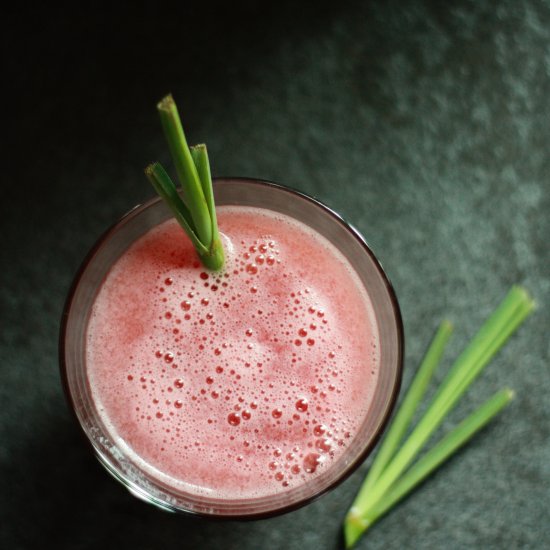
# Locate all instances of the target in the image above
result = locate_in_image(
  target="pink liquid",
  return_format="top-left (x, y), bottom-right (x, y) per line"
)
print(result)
top-left (86, 206), bottom-right (379, 500)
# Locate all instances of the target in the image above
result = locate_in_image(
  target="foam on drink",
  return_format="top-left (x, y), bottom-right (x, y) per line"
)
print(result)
top-left (86, 206), bottom-right (380, 499)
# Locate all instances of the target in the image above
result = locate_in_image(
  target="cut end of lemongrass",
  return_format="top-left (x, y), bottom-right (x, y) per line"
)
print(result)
top-left (344, 510), bottom-right (370, 549)
top-left (512, 285), bottom-right (536, 310)
top-left (157, 93), bottom-right (175, 112)
top-left (144, 163), bottom-right (156, 178)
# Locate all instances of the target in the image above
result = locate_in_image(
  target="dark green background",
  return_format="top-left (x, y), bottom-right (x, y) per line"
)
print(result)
top-left (3, 1), bottom-right (549, 548)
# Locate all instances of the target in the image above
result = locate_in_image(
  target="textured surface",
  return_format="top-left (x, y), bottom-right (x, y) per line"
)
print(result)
top-left (2, 1), bottom-right (549, 548)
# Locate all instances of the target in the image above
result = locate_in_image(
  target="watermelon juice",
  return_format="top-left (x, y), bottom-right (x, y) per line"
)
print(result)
top-left (61, 179), bottom-right (403, 517)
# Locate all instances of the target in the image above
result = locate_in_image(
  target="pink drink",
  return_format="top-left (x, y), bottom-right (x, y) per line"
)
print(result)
top-left (62, 178), bottom-right (402, 516)
top-left (87, 206), bottom-right (379, 500)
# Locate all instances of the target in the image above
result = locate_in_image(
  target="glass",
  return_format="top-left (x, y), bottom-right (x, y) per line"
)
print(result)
top-left (60, 178), bottom-right (403, 518)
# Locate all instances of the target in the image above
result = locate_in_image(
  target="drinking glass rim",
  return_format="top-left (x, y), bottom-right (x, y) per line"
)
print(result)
top-left (59, 176), bottom-right (404, 519)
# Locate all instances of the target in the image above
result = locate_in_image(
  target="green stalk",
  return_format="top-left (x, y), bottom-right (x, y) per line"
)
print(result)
top-left (344, 321), bottom-right (452, 547)
top-left (434, 286), bottom-right (531, 404)
top-left (352, 321), bottom-right (453, 504)
top-left (358, 287), bottom-right (532, 515)
top-left (148, 95), bottom-right (224, 270)
top-left (344, 286), bottom-right (534, 545)
top-left (447, 294), bottom-right (534, 404)
top-left (346, 389), bottom-right (513, 546)
top-left (145, 163), bottom-right (208, 256)
top-left (190, 144), bottom-right (224, 270)
top-left (157, 94), bottom-right (213, 250)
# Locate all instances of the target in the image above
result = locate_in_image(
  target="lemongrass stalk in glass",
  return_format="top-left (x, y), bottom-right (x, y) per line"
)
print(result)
top-left (148, 94), bottom-right (224, 270)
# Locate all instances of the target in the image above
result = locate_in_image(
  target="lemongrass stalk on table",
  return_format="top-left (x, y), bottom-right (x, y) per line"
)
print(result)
top-left (344, 286), bottom-right (534, 548)
top-left (355, 321), bottom-right (454, 500)
top-left (345, 388), bottom-right (513, 547)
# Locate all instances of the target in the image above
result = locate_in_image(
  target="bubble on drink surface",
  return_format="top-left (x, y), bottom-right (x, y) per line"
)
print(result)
top-left (295, 398), bottom-right (308, 412)
top-left (315, 438), bottom-right (332, 453)
top-left (272, 408), bottom-right (283, 419)
top-left (313, 424), bottom-right (326, 437)
top-left (228, 412), bottom-right (241, 426)
top-left (303, 453), bottom-right (321, 473)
